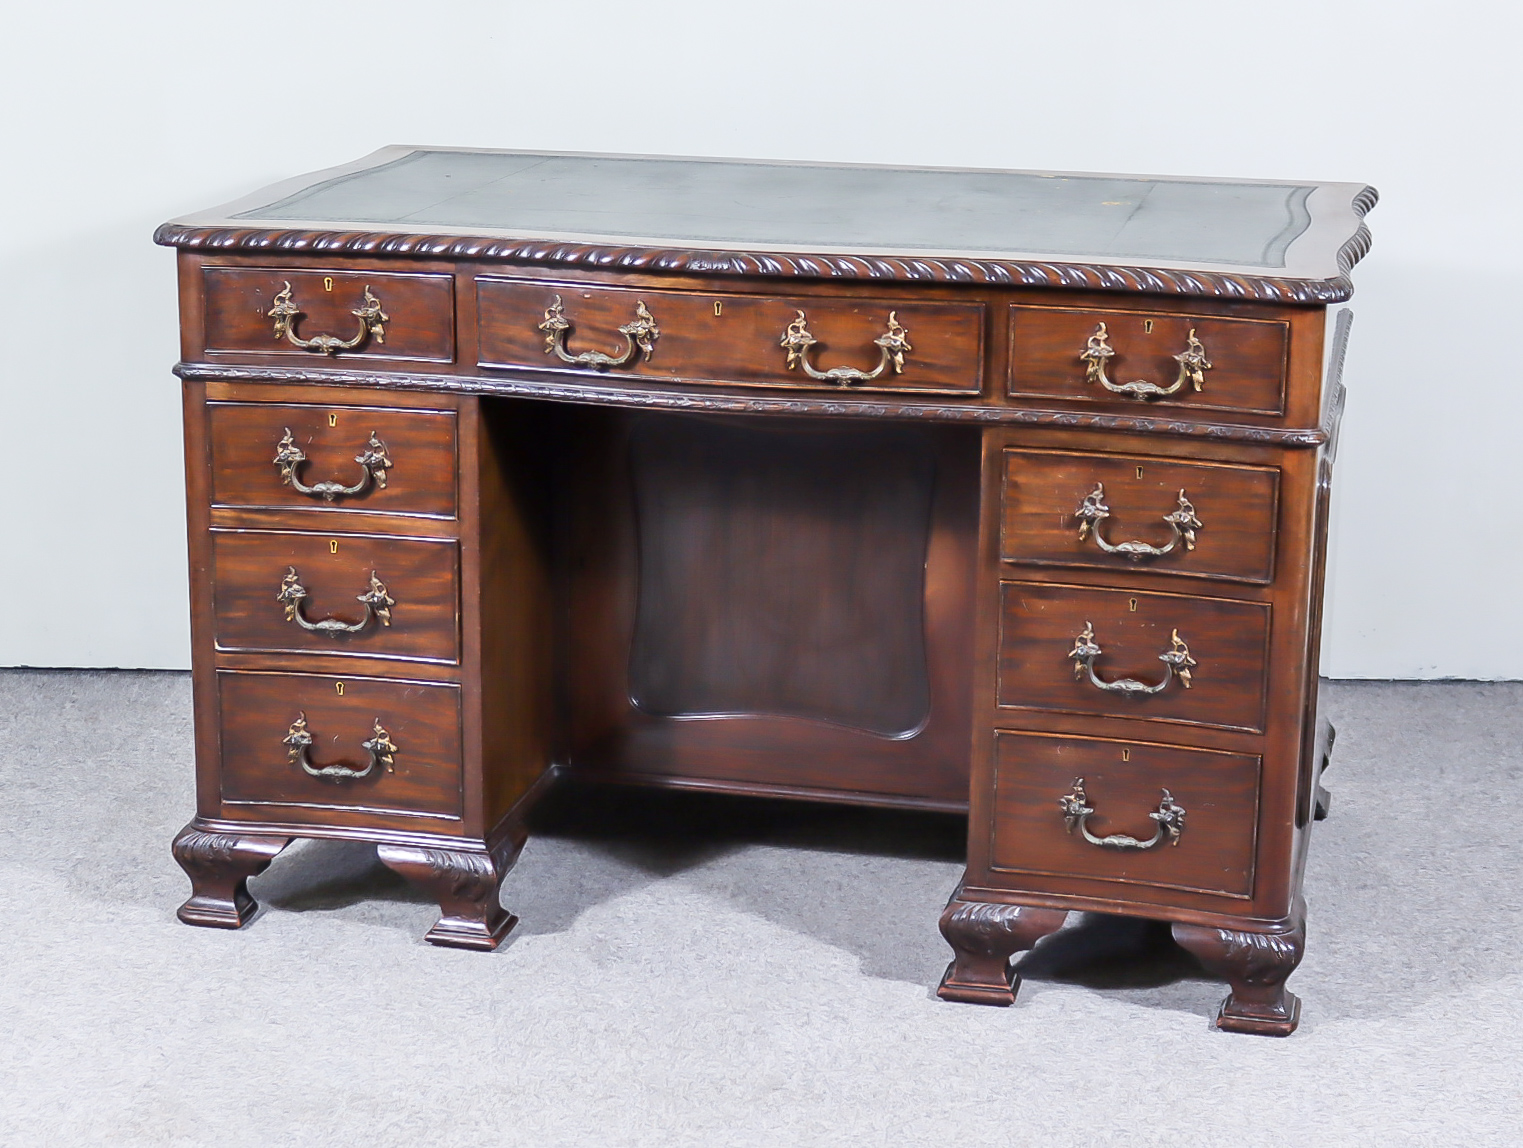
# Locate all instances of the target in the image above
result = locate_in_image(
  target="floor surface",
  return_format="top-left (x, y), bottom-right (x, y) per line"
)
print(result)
top-left (1, 672), bottom-right (1518, 1146)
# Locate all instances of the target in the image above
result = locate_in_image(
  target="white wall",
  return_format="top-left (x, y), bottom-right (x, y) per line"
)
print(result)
top-left (1, 0), bottom-right (1516, 676)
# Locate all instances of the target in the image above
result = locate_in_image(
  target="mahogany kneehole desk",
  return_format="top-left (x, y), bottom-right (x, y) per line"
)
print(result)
top-left (157, 148), bottom-right (1374, 1036)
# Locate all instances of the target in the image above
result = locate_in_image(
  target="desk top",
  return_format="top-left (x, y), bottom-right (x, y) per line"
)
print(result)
top-left (157, 147), bottom-right (1375, 303)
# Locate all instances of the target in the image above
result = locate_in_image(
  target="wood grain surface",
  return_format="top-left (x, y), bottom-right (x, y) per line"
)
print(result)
top-left (989, 730), bottom-right (1261, 899)
top-left (1000, 448), bottom-right (1280, 583)
top-left (203, 267), bottom-right (455, 362)
top-left (997, 580), bottom-right (1271, 733)
top-left (210, 529), bottom-right (459, 663)
top-left (208, 401), bottom-right (458, 518)
top-left (477, 278), bottom-right (985, 394)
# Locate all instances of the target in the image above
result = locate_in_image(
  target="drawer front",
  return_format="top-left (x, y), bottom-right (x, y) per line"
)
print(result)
top-left (989, 731), bottom-right (1260, 899)
top-left (1001, 449), bottom-right (1279, 583)
top-left (208, 402), bottom-right (457, 519)
top-left (998, 582), bottom-right (1270, 733)
top-left (211, 530), bottom-right (459, 663)
top-left (1009, 305), bottom-right (1288, 417)
top-left (477, 278), bottom-right (984, 395)
top-left (202, 267), bottom-right (455, 362)
top-left (218, 671), bottom-right (462, 820)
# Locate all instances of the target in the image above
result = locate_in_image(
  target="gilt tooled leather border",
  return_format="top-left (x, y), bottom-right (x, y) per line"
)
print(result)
top-left (154, 186), bottom-right (1376, 305)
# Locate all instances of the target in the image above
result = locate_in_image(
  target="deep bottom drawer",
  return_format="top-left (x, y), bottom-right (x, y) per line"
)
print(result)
top-left (217, 671), bottom-right (462, 821)
top-left (989, 730), bottom-right (1261, 899)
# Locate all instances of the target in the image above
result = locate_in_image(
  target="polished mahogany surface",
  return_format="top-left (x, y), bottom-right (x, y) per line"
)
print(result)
top-left (158, 149), bottom-right (1372, 1037)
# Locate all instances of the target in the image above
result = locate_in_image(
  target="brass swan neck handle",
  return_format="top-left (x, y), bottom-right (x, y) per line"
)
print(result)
top-left (283, 713), bottom-right (397, 781)
top-left (1080, 323), bottom-right (1210, 400)
top-left (539, 294), bottom-right (659, 369)
top-left (1068, 622), bottom-right (1196, 696)
top-left (268, 281), bottom-right (387, 355)
top-left (780, 310), bottom-right (912, 385)
top-left (1074, 484), bottom-right (1203, 560)
top-left (278, 568), bottom-right (394, 635)
top-left (1059, 778), bottom-right (1187, 850)
top-left (273, 429), bottom-right (392, 502)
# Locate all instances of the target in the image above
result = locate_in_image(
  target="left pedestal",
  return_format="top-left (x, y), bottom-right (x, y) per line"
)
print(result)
top-left (174, 367), bottom-right (555, 949)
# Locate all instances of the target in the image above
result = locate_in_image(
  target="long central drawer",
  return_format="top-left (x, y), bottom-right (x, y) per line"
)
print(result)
top-left (476, 277), bottom-right (986, 394)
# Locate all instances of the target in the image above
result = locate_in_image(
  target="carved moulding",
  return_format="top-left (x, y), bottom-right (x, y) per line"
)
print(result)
top-left (153, 200), bottom-right (1377, 305)
top-left (176, 362), bottom-right (1333, 448)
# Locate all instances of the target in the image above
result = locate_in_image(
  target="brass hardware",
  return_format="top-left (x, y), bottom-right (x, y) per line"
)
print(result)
top-left (1121, 748), bottom-right (1131, 762)
top-left (329, 540), bottom-right (339, 554)
top-left (268, 281), bottom-right (387, 355)
top-left (283, 713), bottom-right (396, 781)
top-left (1136, 466), bottom-right (1144, 479)
top-left (274, 429), bottom-right (391, 501)
top-left (1080, 323), bottom-right (1210, 400)
top-left (323, 276), bottom-right (334, 292)
top-left (1129, 598), bottom-right (1138, 612)
top-left (1074, 484), bottom-right (1203, 560)
top-left (780, 310), bottom-right (911, 386)
top-left (1068, 623), bottom-right (1196, 695)
top-left (278, 567), bottom-right (394, 635)
top-left (1144, 319), bottom-right (1153, 334)
top-left (714, 301), bottom-right (723, 316)
top-left (1059, 778), bottom-right (1186, 849)
top-left (539, 294), bottom-right (659, 369)
top-left (335, 682), bottom-right (344, 696)
top-left (328, 413), bottom-right (338, 428)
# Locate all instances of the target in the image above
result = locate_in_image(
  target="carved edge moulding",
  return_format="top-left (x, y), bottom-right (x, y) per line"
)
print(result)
top-left (152, 183), bottom-right (1375, 306)
top-left (175, 363), bottom-right (1336, 447)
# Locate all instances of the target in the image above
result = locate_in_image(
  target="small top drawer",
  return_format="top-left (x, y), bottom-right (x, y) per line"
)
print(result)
top-left (202, 267), bottom-right (455, 362)
top-left (1001, 449), bottom-right (1280, 584)
top-left (477, 278), bottom-right (985, 395)
top-left (207, 402), bottom-right (458, 519)
top-left (1009, 305), bottom-right (1288, 417)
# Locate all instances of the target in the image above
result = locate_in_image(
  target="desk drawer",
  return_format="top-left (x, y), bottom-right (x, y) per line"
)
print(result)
top-left (217, 671), bottom-right (462, 821)
top-left (211, 530), bottom-right (459, 664)
top-left (1009, 305), bottom-right (1288, 417)
top-left (208, 402), bottom-right (457, 519)
top-left (997, 581), bottom-right (1270, 733)
top-left (1001, 449), bottom-right (1279, 583)
top-left (202, 267), bottom-right (455, 362)
top-left (477, 278), bottom-right (984, 395)
top-left (989, 731), bottom-right (1260, 899)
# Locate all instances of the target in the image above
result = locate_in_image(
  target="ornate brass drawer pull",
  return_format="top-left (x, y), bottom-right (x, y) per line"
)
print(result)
top-left (283, 712), bottom-right (397, 781)
top-left (539, 294), bottom-right (659, 369)
top-left (1069, 622), bottom-right (1196, 695)
top-left (1059, 778), bottom-right (1187, 849)
top-left (1080, 323), bottom-right (1210, 400)
top-left (274, 429), bottom-right (392, 501)
top-left (780, 310), bottom-right (912, 385)
top-left (277, 567), bottom-right (394, 635)
top-left (1074, 484), bottom-right (1203, 560)
top-left (268, 281), bottom-right (387, 355)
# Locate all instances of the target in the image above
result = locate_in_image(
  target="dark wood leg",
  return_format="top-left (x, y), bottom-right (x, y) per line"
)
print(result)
top-left (171, 822), bottom-right (292, 929)
top-left (377, 827), bottom-right (526, 952)
top-left (1172, 904), bottom-right (1306, 1036)
top-left (937, 895), bottom-right (1068, 1006)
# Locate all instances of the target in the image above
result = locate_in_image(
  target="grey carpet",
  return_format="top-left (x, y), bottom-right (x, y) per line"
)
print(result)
top-left (1, 671), bottom-right (1517, 1146)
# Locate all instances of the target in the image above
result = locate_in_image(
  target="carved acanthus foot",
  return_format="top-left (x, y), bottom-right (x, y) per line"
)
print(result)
top-left (171, 822), bottom-right (292, 929)
top-left (377, 829), bottom-right (526, 951)
top-left (1172, 906), bottom-right (1306, 1036)
top-left (937, 896), bottom-right (1068, 1006)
